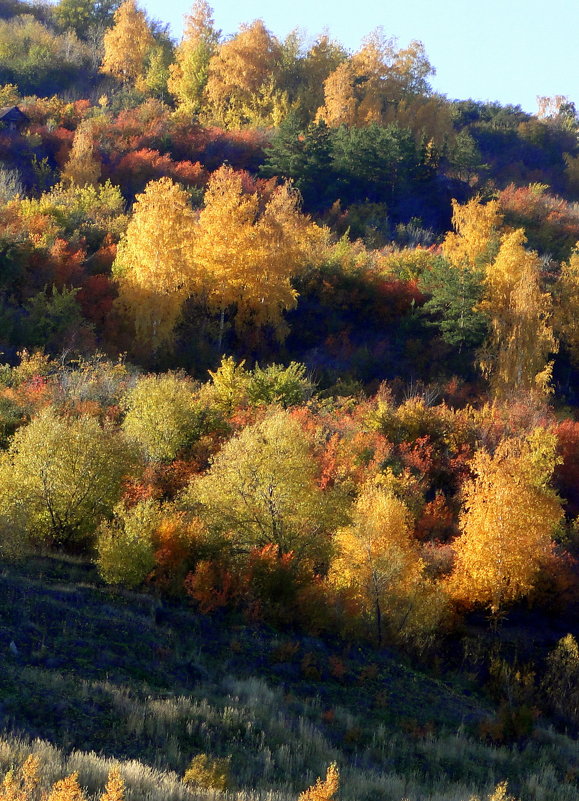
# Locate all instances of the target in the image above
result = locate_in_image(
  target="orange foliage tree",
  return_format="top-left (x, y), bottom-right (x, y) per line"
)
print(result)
top-left (192, 165), bottom-right (325, 340)
top-left (100, 0), bottom-right (154, 85)
top-left (113, 177), bottom-right (199, 352)
top-left (449, 429), bottom-right (563, 613)
top-left (298, 763), bottom-right (339, 801)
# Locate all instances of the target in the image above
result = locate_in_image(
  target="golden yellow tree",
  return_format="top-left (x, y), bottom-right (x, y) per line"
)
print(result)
top-left (298, 763), bottom-right (339, 801)
top-left (0, 755), bottom-right (40, 801)
top-left (330, 484), bottom-right (445, 645)
top-left (350, 28), bottom-right (396, 124)
top-left (62, 120), bottom-right (100, 188)
top-left (99, 768), bottom-right (125, 801)
top-left (449, 429), bottom-right (563, 613)
top-left (315, 60), bottom-right (357, 127)
top-left (204, 19), bottom-right (282, 125)
top-left (555, 248), bottom-right (579, 365)
top-left (317, 29), bottom-right (434, 127)
top-left (167, 0), bottom-right (219, 116)
top-left (442, 196), bottom-right (504, 271)
top-left (480, 229), bottom-right (558, 397)
top-left (113, 177), bottom-right (198, 351)
top-left (300, 35), bottom-right (346, 120)
top-left (45, 773), bottom-right (87, 801)
top-left (192, 165), bottom-right (323, 339)
top-left (100, 0), bottom-right (154, 84)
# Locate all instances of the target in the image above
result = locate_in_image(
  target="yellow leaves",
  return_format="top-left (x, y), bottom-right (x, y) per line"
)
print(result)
top-left (114, 167), bottom-right (323, 349)
top-left (442, 198), bottom-right (558, 399)
top-left (298, 763), bottom-right (339, 801)
top-left (315, 28), bottom-right (433, 127)
top-left (167, 1), bottom-right (218, 114)
top-left (193, 165), bottom-right (319, 338)
top-left (205, 20), bottom-right (282, 126)
top-left (0, 755), bottom-right (40, 801)
top-left (480, 229), bottom-right (558, 398)
top-left (61, 120), bottom-right (100, 188)
top-left (45, 773), bottom-right (87, 801)
top-left (113, 177), bottom-right (198, 351)
top-left (329, 484), bottom-right (446, 646)
top-left (100, 0), bottom-right (154, 84)
top-left (555, 248), bottom-right (579, 365)
top-left (449, 432), bottom-right (563, 613)
top-left (183, 754), bottom-right (230, 791)
top-left (316, 62), bottom-right (357, 127)
top-left (0, 760), bottom-right (124, 801)
top-left (442, 196), bottom-right (503, 270)
top-left (99, 768), bottom-right (125, 801)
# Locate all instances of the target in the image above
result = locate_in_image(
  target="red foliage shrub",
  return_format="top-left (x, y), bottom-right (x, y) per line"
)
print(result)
top-left (77, 274), bottom-right (117, 327)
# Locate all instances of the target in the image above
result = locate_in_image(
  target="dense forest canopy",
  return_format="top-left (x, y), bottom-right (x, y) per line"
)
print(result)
top-left (1, 3), bottom-right (579, 800)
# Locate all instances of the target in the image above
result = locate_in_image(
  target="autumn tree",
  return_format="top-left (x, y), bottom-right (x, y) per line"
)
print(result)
top-left (442, 196), bottom-right (503, 271)
top-left (0, 407), bottom-right (135, 547)
top-left (0, 754), bottom-right (40, 801)
top-left (46, 773), bottom-right (87, 801)
top-left (316, 60), bottom-right (357, 127)
top-left (191, 165), bottom-right (324, 340)
top-left (316, 28), bottom-right (433, 127)
top-left (330, 483), bottom-right (447, 645)
top-left (184, 410), bottom-right (332, 562)
top-left (449, 429), bottom-right (563, 613)
top-left (100, 768), bottom-right (126, 801)
top-left (555, 248), bottom-right (579, 365)
top-left (113, 177), bottom-right (198, 352)
top-left (62, 120), bottom-right (101, 187)
top-left (298, 763), bottom-right (339, 801)
top-left (121, 373), bottom-right (205, 461)
top-left (100, 0), bottom-right (154, 84)
top-left (480, 229), bottom-right (558, 398)
top-left (168, 0), bottom-right (220, 116)
top-left (299, 34), bottom-right (346, 120)
top-left (204, 19), bottom-right (283, 126)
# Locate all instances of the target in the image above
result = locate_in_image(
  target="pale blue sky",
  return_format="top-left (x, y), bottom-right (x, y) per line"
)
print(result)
top-left (143, 0), bottom-right (578, 114)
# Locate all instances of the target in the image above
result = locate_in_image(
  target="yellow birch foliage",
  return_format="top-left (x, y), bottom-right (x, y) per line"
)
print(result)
top-left (442, 196), bottom-right (503, 270)
top-left (301, 35), bottom-right (347, 120)
top-left (167, 0), bottom-right (219, 115)
top-left (45, 773), bottom-right (87, 801)
top-left (316, 61), bottom-right (357, 127)
top-left (204, 20), bottom-right (281, 126)
top-left (192, 165), bottom-right (324, 338)
top-left (330, 484), bottom-right (446, 645)
top-left (350, 29), bottom-right (396, 124)
top-left (555, 248), bottom-right (579, 365)
top-left (113, 177), bottom-right (198, 351)
top-left (449, 429), bottom-right (563, 613)
top-left (480, 229), bottom-right (558, 397)
top-left (0, 755), bottom-right (40, 801)
top-left (61, 120), bottom-right (100, 188)
top-left (317, 28), bottom-right (433, 127)
top-left (298, 763), bottom-right (339, 801)
top-left (99, 768), bottom-right (125, 801)
top-left (101, 0), bottom-right (154, 84)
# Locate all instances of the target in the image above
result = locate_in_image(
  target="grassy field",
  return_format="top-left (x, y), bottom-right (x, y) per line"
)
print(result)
top-left (0, 556), bottom-right (578, 801)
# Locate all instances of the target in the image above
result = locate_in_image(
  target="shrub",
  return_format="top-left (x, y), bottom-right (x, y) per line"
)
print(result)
top-left (183, 754), bottom-right (230, 791)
